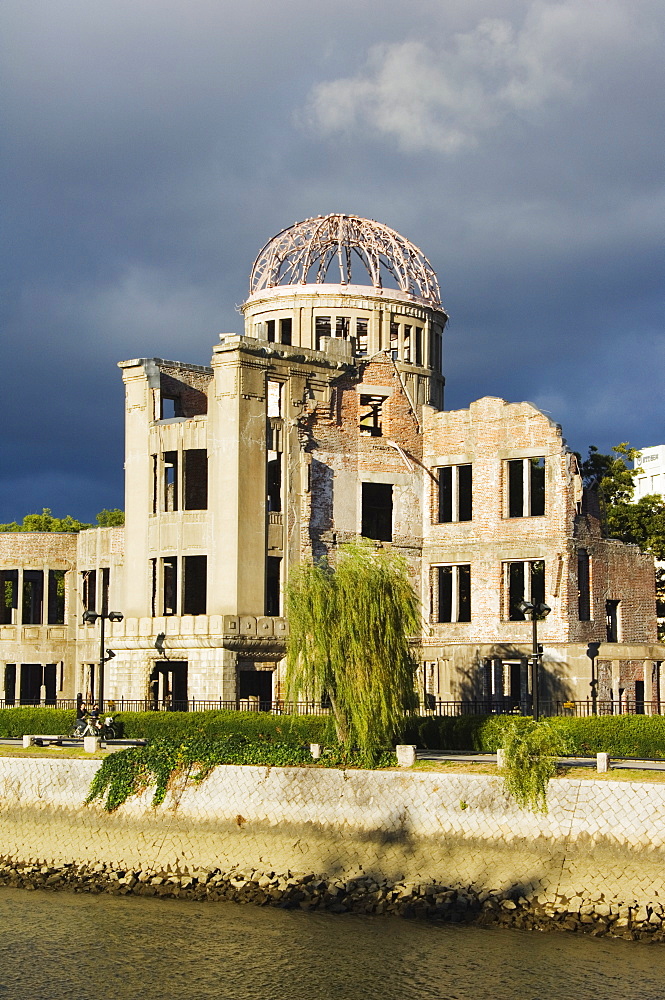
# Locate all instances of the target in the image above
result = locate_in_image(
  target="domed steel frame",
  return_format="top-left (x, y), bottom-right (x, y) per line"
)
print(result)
top-left (249, 214), bottom-right (442, 309)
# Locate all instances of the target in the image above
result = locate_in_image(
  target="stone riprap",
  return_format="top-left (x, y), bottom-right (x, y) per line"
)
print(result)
top-left (1, 757), bottom-right (664, 939)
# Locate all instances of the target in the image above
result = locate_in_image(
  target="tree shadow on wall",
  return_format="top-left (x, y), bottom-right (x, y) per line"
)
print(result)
top-left (452, 645), bottom-right (576, 713)
top-left (308, 458), bottom-right (334, 563)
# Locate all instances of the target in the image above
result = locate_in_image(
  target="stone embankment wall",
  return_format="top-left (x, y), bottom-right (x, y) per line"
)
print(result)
top-left (1, 758), bottom-right (664, 939)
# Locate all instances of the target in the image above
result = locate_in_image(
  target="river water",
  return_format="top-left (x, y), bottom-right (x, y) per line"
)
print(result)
top-left (0, 889), bottom-right (663, 1000)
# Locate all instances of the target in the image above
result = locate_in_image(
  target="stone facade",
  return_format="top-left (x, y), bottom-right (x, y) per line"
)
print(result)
top-left (0, 214), bottom-right (661, 709)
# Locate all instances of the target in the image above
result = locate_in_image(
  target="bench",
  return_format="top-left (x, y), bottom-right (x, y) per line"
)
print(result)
top-left (22, 735), bottom-right (66, 748)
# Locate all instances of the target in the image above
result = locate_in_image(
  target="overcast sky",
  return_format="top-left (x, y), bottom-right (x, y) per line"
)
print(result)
top-left (1, 0), bottom-right (663, 522)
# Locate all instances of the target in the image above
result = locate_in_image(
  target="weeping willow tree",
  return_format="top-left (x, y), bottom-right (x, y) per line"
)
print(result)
top-left (286, 542), bottom-right (420, 763)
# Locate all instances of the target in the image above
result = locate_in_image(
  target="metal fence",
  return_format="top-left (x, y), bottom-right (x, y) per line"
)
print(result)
top-left (1, 696), bottom-right (663, 717)
top-left (0, 697), bottom-right (332, 715)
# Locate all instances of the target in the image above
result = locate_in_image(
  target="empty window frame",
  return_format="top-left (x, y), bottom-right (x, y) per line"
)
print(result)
top-left (266, 319), bottom-right (276, 343)
top-left (356, 318), bottom-right (368, 356)
top-left (414, 327), bottom-right (422, 366)
top-left (434, 565), bottom-right (471, 623)
top-left (280, 318), bottom-right (292, 345)
top-left (100, 567), bottom-right (110, 616)
top-left (163, 557), bottom-right (178, 616)
top-left (505, 560), bottom-right (545, 620)
top-left (361, 482), bottom-right (393, 542)
top-left (47, 570), bottom-right (66, 625)
top-left (507, 457), bottom-right (545, 517)
top-left (184, 449), bottom-right (208, 510)
top-left (0, 570), bottom-right (18, 624)
top-left (22, 571), bottom-right (44, 625)
top-left (359, 395), bottom-right (384, 437)
top-left (335, 316), bottom-right (350, 339)
top-left (164, 451), bottom-right (178, 512)
top-left (82, 570), bottom-right (96, 613)
top-left (430, 331), bottom-right (442, 372)
top-left (315, 316), bottom-right (331, 350)
top-left (606, 599), bottom-right (620, 642)
top-left (438, 465), bottom-right (472, 523)
top-left (577, 549), bottom-right (591, 621)
top-left (183, 556), bottom-right (207, 615)
top-left (266, 556), bottom-right (281, 616)
top-left (267, 455), bottom-right (282, 512)
top-left (390, 321), bottom-right (399, 359)
top-left (160, 396), bottom-right (182, 419)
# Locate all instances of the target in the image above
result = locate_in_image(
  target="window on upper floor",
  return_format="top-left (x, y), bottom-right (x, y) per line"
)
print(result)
top-left (606, 599), bottom-right (620, 642)
top-left (504, 560), bottom-right (545, 620)
top-left (506, 457), bottom-right (545, 518)
top-left (184, 449), bottom-right (208, 510)
top-left (359, 395), bottom-right (384, 437)
top-left (22, 571), bottom-right (44, 625)
top-left (361, 482), bottom-right (393, 542)
top-left (432, 564), bottom-right (471, 623)
top-left (0, 570), bottom-right (18, 625)
top-left (577, 549), bottom-right (591, 621)
top-left (437, 465), bottom-right (472, 523)
top-left (183, 556), bottom-right (207, 615)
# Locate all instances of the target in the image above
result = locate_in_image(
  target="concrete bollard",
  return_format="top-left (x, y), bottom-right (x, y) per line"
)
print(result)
top-left (396, 745), bottom-right (416, 767)
top-left (597, 752), bottom-right (610, 773)
top-left (496, 749), bottom-right (506, 769)
top-left (309, 743), bottom-right (322, 760)
top-left (22, 736), bottom-right (34, 748)
top-left (83, 736), bottom-right (101, 753)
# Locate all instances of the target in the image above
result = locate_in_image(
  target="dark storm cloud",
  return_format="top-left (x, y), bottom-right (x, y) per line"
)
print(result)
top-left (1, 0), bottom-right (664, 520)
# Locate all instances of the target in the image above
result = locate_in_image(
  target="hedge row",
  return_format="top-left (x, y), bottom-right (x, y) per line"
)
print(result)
top-left (402, 713), bottom-right (665, 759)
top-left (3, 707), bottom-right (665, 760)
top-left (0, 707), bottom-right (332, 744)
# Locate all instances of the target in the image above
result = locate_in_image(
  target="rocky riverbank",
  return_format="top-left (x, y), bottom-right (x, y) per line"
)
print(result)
top-left (1, 859), bottom-right (663, 941)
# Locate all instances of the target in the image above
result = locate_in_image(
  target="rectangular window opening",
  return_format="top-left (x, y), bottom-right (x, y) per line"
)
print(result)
top-left (47, 570), bottom-right (66, 625)
top-left (390, 321), bottom-right (399, 360)
top-left (315, 316), bottom-right (331, 351)
top-left (163, 557), bottom-right (178, 616)
top-left (0, 570), bottom-right (18, 625)
top-left (361, 482), bottom-right (393, 542)
top-left (435, 565), bottom-right (471, 623)
top-left (335, 316), bottom-right (350, 339)
top-left (506, 560), bottom-right (545, 620)
top-left (22, 571), bottom-right (44, 625)
top-left (606, 599), bottom-right (620, 642)
top-left (414, 327), bottom-right (422, 366)
top-left (266, 319), bottom-right (275, 343)
top-left (164, 451), bottom-right (178, 512)
top-left (356, 318), bottom-right (368, 356)
top-left (160, 396), bottom-right (182, 419)
top-left (184, 449), bottom-right (208, 510)
top-left (359, 394), bottom-right (384, 437)
top-left (100, 567), bottom-right (110, 616)
top-left (403, 325), bottom-right (411, 362)
top-left (578, 549), bottom-right (591, 621)
top-left (267, 455), bottom-right (282, 512)
top-left (183, 556), bottom-right (207, 615)
top-left (507, 457), bottom-right (546, 517)
top-left (266, 557), bottom-right (281, 616)
top-left (280, 317), bottom-right (292, 345)
top-left (82, 570), bottom-right (96, 614)
top-left (437, 464), bottom-right (472, 523)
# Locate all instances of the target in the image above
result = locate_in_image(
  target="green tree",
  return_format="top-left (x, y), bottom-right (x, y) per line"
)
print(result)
top-left (95, 508), bottom-right (125, 527)
top-left (0, 507), bottom-right (125, 533)
top-left (286, 542), bottom-right (420, 763)
top-left (580, 444), bottom-right (665, 559)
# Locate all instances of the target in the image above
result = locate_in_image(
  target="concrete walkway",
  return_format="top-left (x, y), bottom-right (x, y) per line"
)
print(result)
top-left (416, 749), bottom-right (665, 771)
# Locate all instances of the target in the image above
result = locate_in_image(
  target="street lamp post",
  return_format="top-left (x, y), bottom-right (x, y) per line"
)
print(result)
top-left (517, 600), bottom-right (551, 721)
top-left (82, 609), bottom-right (124, 710)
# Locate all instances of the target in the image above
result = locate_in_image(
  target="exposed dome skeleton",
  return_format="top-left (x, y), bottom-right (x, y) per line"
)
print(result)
top-left (249, 214), bottom-right (442, 308)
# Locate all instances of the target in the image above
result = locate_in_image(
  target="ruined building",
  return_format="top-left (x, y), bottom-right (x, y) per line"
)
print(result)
top-left (1, 215), bottom-right (663, 710)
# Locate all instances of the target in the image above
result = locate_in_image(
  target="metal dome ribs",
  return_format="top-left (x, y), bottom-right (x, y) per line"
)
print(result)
top-left (249, 214), bottom-right (441, 308)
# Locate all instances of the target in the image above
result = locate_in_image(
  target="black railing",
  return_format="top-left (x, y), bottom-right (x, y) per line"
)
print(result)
top-left (2, 696), bottom-right (662, 717)
top-left (0, 697), bottom-right (332, 715)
